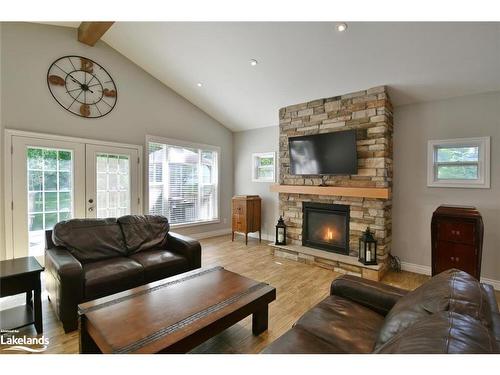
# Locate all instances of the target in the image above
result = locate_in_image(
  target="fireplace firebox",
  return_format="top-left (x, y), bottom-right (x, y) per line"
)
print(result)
top-left (302, 202), bottom-right (349, 255)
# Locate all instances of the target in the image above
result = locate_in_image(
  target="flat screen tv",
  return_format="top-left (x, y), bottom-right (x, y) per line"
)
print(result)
top-left (288, 130), bottom-right (357, 175)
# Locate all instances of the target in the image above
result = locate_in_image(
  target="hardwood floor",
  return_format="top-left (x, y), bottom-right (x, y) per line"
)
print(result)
top-left (1, 234), bottom-right (498, 354)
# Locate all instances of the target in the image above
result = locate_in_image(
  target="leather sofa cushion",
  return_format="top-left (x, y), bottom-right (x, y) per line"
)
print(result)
top-left (492, 313), bottom-right (500, 349)
top-left (294, 295), bottom-right (385, 353)
top-left (262, 327), bottom-right (346, 354)
top-left (375, 311), bottom-right (498, 354)
top-left (83, 257), bottom-right (144, 300)
top-left (483, 283), bottom-right (500, 313)
top-left (53, 218), bottom-right (126, 263)
top-left (129, 249), bottom-right (188, 283)
top-left (118, 215), bottom-right (169, 253)
top-left (375, 269), bottom-right (493, 348)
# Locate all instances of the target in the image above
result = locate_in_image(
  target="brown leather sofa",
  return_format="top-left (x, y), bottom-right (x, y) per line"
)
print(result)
top-left (263, 269), bottom-right (500, 354)
top-left (44, 215), bottom-right (201, 332)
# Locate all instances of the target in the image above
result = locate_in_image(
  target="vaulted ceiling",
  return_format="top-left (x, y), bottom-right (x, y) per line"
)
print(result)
top-left (43, 22), bottom-right (500, 131)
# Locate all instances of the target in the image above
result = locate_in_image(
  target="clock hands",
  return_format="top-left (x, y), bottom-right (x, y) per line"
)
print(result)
top-left (68, 74), bottom-right (83, 86)
top-left (68, 72), bottom-right (95, 94)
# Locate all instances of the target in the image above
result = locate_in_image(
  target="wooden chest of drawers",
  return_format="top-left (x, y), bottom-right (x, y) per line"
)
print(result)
top-left (431, 205), bottom-right (483, 279)
top-left (231, 195), bottom-right (261, 245)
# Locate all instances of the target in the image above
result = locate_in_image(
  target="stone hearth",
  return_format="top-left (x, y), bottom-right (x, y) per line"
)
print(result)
top-left (275, 86), bottom-right (393, 280)
top-left (269, 243), bottom-right (383, 281)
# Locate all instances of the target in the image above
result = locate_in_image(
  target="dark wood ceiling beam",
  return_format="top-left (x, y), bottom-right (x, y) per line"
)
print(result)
top-left (78, 22), bottom-right (115, 46)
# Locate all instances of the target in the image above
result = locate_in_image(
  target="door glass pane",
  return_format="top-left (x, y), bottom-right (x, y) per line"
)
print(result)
top-left (95, 153), bottom-right (130, 218)
top-left (27, 147), bottom-right (73, 257)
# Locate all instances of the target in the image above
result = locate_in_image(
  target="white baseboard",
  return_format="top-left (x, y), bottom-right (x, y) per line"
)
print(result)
top-left (400, 261), bottom-right (432, 276)
top-left (248, 232), bottom-right (274, 241)
top-left (187, 228), bottom-right (272, 241)
top-left (400, 261), bottom-right (500, 291)
top-left (187, 228), bottom-right (232, 240)
top-left (480, 276), bottom-right (500, 291)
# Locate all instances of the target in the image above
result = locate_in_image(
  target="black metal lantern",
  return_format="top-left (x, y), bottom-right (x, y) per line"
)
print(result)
top-left (359, 227), bottom-right (377, 265)
top-left (275, 215), bottom-right (287, 245)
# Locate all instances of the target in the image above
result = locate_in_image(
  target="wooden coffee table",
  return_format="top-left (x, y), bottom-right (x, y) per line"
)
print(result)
top-left (78, 267), bottom-right (276, 353)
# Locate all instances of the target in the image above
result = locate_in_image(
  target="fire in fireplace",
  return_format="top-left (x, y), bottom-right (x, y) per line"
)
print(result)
top-left (302, 202), bottom-right (349, 255)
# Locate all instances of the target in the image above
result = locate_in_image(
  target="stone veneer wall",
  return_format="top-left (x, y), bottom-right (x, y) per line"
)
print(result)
top-left (278, 86), bottom-right (393, 263)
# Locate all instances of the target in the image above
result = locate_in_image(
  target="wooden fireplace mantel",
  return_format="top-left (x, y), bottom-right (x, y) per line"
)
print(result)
top-left (269, 184), bottom-right (390, 199)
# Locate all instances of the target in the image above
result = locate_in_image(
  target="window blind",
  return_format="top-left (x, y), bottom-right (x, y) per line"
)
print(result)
top-left (148, 141), bottom-right (218, 225)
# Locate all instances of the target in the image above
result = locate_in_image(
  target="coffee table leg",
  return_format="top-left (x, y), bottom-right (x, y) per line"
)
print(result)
top-left (79, 316), bottom-right (102, 354)
top-left (252, 305), bottom-right (269, 335)
top-left (34, 280), bottom-right (43, 334)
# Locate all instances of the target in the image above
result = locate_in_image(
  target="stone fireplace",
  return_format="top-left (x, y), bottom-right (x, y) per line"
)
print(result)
top-left (302, 202), bottom-right (349, 255)
top-left (270, 86), bottom-right (393, 281)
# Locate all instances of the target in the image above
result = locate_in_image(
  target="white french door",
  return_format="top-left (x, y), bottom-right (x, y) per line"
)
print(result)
top-left (11, 137), bottom-right (86, 259)
top-left (85, 145), bottom-right (139, 218)
top-left (7, 132), bottom-right (142, 261)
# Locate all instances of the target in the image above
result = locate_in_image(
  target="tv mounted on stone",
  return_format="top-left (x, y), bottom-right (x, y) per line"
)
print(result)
top-left (288, 129), bottom-right (357, 176)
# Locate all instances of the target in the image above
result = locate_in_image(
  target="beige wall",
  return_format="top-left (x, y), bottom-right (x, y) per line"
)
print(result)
top-left (233, 126), bottom-right (279, 240)
top-left (0, 22), bottom-right (233, 258)
top-left (393, 91), bottom-right (500, 281)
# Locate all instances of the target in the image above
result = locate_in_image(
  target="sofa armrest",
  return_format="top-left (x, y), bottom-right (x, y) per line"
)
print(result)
top-left (167, 232), bottom-right (201, 269)
top-left (330, 275), bottom-right (408, 316)
top-left (45, 247), bottom-right (83, 281)
top-left (44, 247), bottom-right (84, 331)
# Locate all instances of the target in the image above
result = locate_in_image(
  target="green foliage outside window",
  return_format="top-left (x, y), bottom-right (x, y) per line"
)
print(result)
top-left (436, 146), bottom-right (479, 180)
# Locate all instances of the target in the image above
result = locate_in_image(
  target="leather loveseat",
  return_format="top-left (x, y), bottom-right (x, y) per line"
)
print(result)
top-left (44, 215), bottom-right (201, 332)
top-left (263, 269), bottom-right (500, 354)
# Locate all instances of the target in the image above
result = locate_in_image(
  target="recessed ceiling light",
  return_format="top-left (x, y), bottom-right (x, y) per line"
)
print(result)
top-left (250, 59), bottom-right (258, 66)
top-left (336, 23), bottom-right (347, 32)
top-left (196, 82), bottom-right (203, 87)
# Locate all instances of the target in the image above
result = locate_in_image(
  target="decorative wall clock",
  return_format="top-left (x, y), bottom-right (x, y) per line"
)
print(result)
top-left (47, 55), bottom-right (117, 118)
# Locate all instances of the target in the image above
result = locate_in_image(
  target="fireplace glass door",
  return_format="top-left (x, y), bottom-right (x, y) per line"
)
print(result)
top-left (302, 203), bottom-right (349, 254)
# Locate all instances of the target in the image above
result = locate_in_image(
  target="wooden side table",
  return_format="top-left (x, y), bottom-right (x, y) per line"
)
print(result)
top-left (231, 195), bottom-right (262, 245)
top-left (0, 257), bottom-right (44, 333)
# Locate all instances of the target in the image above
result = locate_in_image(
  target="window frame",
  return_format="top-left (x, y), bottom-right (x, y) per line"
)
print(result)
top-left (145, 135), bottom-right (221, 228)
top-left (427, 137), bottom-right (490, 188)
top-left (251, 152), bottom-right (276, 183)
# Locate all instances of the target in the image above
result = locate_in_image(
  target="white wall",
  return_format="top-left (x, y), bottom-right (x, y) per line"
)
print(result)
top-left (393, 91), bottom-right (500, 281)
top-left (233, 126), bottom-right (279, 240)
top-left (0, 23), bottom-right (4, 260)
top-left (0, 22), bottom-right (233, 257)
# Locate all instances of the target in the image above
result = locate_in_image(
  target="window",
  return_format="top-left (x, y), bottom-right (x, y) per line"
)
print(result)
top-left (427, 137), bottom-right (490, 188)
top-left (147, 137), bottom-right (219, 226)
top-left (252, 152), bottom-right (276, 182)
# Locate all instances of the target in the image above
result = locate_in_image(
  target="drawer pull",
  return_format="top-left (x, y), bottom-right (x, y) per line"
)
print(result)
top-left (456, 257), bottom-right (459, 262)
top-left (451, 256), bottom-right (455, 262)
